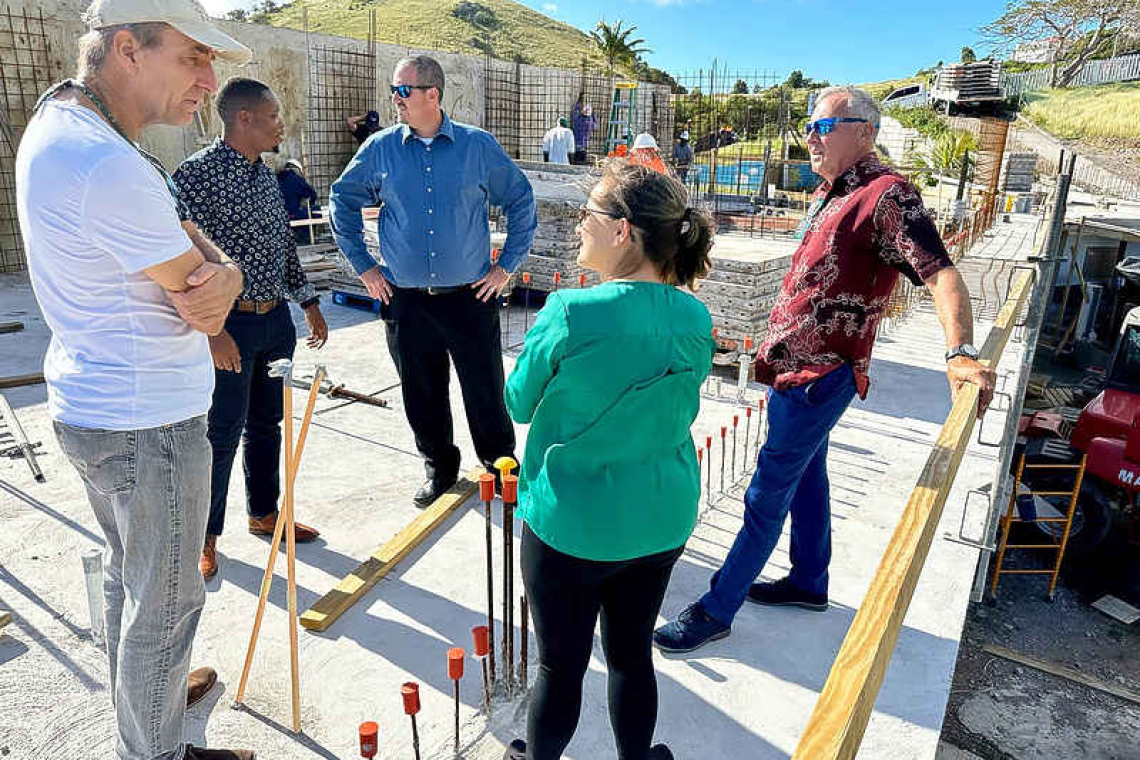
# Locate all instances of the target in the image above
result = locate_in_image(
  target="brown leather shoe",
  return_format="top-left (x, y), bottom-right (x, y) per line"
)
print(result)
top-left (200, 536), bottom-right (218, 580)
top-left (248, 511), bottom-right (320, 543)
top-left (184, 745), bottom-right (255, 759)
top-left (187, 666), bottom-right (217, 708)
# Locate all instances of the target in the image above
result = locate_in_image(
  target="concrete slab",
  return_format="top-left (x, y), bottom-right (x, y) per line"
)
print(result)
top-left (0, 231), bottom-right (1035, 759)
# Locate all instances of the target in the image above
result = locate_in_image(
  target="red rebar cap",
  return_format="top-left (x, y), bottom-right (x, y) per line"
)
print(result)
top-left (697, 448), bottom-right (703, 462)
top-left (472, 625), bottom-right (490, 656)
top-left (401, 682), bottom-right (420, 715)
top-left (479, 472), bottom-right (495, 502)
top-left (733, 414), bottom-right (739, 426)
top-left (745, 337), bottom-right (753, 351)
top-left (705, 435), bottom-right (712, 448)
top-left (359, 721), bottom-right (378, 758)
top-left (522, 272), bottom-right (531, 284)
top-left (491, 248), bottom-right (500, 262)
top-left (746, 406), bottom-right (752, 418)
top-left (720, 426), bottom-right (727, 437)
top-left (758, 397), bottom-right (766, 409)
top-left (448, 647), bottom-right (466, 679)
top-left (554, 271), bottom-right (562, 283)
top-left (578, 274), bottom-right (587, 286)
top-left (712, 327), bottom-right (718, 338)
top-left (502, 474), bottom-right (518, 504)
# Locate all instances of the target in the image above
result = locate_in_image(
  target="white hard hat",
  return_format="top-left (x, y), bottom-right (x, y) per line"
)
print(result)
top-left (680, 130), bottom-right (690, 140)
top-left (285, 158), bottom-right (303, 171)
top-left (632, 133), bottom-right (658, 150)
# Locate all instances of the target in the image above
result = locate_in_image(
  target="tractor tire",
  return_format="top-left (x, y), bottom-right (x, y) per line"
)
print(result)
top-left (1034, 478), bottom-right (1113, 557)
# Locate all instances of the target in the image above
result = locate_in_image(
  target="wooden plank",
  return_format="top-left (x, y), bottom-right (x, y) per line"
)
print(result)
top-left (982, 643), bottom-right (1140, 706)
top-left (0, 373), bottom-right (44, 389)
top-left (792, 270), bottom-right (1035, 760)
top-left (0, 321), bottom-right (23, 334)
top-left (299, 474), bottom-right (479, 632)
top-left (0, 610), bottom-right (10, 631)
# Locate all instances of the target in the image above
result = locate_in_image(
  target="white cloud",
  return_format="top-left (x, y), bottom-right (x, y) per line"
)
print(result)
top-left (542, 3), bottom-right (558, 12)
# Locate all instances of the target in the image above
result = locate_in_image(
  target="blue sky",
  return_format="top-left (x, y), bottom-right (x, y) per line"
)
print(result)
top-left (201, 0), bottom-right (1005, 84)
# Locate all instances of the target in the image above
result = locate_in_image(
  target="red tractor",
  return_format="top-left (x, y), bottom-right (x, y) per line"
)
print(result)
top-left (1020, 307), bottom-right (1140, 555)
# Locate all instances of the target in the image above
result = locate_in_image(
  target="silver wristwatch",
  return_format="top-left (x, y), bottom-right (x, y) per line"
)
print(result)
top-left (945, 343), bottom-right (979, 362)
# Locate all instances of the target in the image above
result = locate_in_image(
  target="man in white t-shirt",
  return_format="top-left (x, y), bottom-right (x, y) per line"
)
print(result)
top-left (16, 1), bottom-right (255, 758)
top-left (541, 116), bottom-right (575, 164)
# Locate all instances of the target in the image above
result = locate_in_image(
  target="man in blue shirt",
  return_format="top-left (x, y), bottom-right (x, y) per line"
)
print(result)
top-left (329, 54), bottom-right (537, 506)
top-left (277, 158), bottom-right (318, 242)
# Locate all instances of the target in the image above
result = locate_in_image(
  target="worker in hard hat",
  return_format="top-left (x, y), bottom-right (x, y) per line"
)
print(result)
top-left (629, 132), bottom-right (667, 174)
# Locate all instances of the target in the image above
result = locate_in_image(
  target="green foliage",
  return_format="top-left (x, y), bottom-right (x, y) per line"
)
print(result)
top-left (960, 46), bottom-right (977, 63)
top-left (259, 0), bottom-right (617, 71)
top-left (732, 79), bottom-right (749, 94)
top-left (1022, 82), bottom-right (1140, 139)
top-left (590, 18), bottom-right (651, 77)
top-left (884, 106), bottom-right (950, 140)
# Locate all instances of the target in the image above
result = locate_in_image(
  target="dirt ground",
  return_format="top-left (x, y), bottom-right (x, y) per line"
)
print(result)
top-left (938, 529), bottom-right (1140, 760)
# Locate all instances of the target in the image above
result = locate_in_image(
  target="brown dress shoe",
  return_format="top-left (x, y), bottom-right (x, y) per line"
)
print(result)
top-left (187, 666), bottom-right (217, 708)
top-left (184, 745), bottom-right (255, 759)
top-left (200, 536), bottom-right (218, 580)
top-left (248, 511), bottom-right (320, 543)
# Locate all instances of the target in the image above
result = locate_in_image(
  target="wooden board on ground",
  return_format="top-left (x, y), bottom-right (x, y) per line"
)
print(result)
top-left (0, 322), bottom-right (23, 334)
top-left (0, 610), bottom-right (10, 631)
top-left (0, 373), bottom-right (44, 389)
top-left (982, 643), bottom-right (1140, 706)
top-left (299, 473), bottom-right (480, 632)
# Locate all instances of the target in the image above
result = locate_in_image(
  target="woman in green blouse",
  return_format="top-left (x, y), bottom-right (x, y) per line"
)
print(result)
top-left (503, 162), bottom-right (715, 760)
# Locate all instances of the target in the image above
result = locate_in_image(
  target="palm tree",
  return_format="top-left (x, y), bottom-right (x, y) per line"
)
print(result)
top-left (589, 19), bottom-right (651, 79)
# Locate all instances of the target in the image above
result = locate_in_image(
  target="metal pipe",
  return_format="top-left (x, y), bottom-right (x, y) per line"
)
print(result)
top-left (0, 393), bottom-right (44, 482)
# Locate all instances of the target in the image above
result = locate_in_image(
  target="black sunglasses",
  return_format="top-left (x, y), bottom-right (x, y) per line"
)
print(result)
top-left (576, 204), bottom-right (625, 224)
top-left (390, 84), bottom-right (435, 98)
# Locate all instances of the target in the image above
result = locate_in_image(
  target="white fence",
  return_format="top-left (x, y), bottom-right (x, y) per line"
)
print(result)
top-left (1003, 53), bottom-right (1140, 97)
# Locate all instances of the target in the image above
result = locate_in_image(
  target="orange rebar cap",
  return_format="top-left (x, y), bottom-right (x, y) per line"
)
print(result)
top-left (479, 472), bottom-right (495, 502)
top-left (745, 337), bottom-right (753, 351)
top-left (712, 327), bottom-right (718, 338)
top-left (578, 274), bottom-right (587, 287)
top-left (448, 647), bottom-right (465, 680)
top-left (733, 414), bottom-right (739, 426)
top-left (359, 721), bottom-right (378, 758)
top-left (401, 682), bottom-right (420, 715)
top-left (720, 426), bottom-right (727, 438)
top-left (705, 435), bottom-right (712, 448)
top-left (746, 405), bottom-right (752, 418)
top-left (522, 272), bottom-right (531, 284)
top-left (472, 625), bottom-right (490, 657)
top-left (697, 448), bottom-right (703, 462)
top-left (502, 474), bottom-right (519, 504)
top-left (554, 271), bottom-right (562, 283)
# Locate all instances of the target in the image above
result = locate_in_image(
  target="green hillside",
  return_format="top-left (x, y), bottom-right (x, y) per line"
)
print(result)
top-left (264, 0), bottom-right (617, 71)
top-left (1022, 82), bottom-right (1140, 140)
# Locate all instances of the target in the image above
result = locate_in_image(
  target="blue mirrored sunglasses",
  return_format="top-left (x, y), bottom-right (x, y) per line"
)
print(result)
top-left (390, 84), bottom-right (434, 98)
top-left (803, 117), bottom-right (875, 136)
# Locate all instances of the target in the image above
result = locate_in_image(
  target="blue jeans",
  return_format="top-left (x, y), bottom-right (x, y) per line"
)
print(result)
top-left (700, 364), bottom-right (857, 626)
top-left (55, 417), bottom-right (210, 760)
top-left (207, 303), bottom-right (296, 537)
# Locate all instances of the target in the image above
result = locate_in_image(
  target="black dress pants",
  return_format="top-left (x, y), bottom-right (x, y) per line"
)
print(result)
top-left (382, 285), bottom-right (516, 485)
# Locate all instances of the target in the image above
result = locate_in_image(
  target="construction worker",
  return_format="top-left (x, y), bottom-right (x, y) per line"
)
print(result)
top-left (503, 162), bottom-right (714, 760)
top-left (571, 93), bottom-right (598, 164)
top-left (673, 130), bottom-right (693, 182)
top-left (654, 86), bottom-right (996, 654)
top-left (629, 132), bottom-right (667, 174)
top-left (16, 1), bottom-right (254, 757)
top-left (346, 109), bottom-right (381, 144)
top-left (276, 157), bottom-right (318, 242)
top-left (541, 116), bottom-right (575, 164)
top-left (174, 77), bottom-right (328, 580)
top-left (329, 54), bottom-right (537, 507)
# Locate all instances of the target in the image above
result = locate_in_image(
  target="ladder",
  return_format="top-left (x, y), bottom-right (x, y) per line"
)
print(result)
top-left (605, 81), bottom-right (639, 155)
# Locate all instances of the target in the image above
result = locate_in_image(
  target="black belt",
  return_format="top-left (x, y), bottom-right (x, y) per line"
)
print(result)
top-left (409, 284), bottom-right (465, 295)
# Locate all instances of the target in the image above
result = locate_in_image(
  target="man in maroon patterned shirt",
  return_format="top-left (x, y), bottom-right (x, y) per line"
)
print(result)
top-left (656, 86), bottom-right (996, 653)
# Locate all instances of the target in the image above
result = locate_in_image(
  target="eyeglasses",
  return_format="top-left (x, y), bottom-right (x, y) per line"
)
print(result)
top-left (576, 204), bottom-right (625, 224)
top-left (803, 117), bottom-right (875, 136)
top-left (390, 84), bottom-right (434, 98)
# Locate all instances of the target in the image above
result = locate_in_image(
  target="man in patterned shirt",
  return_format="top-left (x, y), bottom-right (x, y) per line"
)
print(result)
top-left (174, 77), bottom-right (328, 580)
top-left (655, 86), bottom-right (996, 653)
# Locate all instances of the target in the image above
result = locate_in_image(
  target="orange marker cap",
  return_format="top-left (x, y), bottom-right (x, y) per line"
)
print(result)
top-left (745, 337), bottom-right (753, 351)
top-left (578, 274), bottom-right (587, 286)
top-left (448, 647), bottom-right (465, 680)
top-left (359, 721), bottom-right (378, 758)
top-left (746, 406), bottom-right (752, 418)
top-left (502, 474), bottom-right (519, 504)
top-left (697, 448), bottom-right (704, 463)
top-left (479, 472), bottom-right (495, 502)
top-left (733, 414), bottom-right (739, 426)
top-left (401, 682), bottom-right (420, 715)
top-left (712, 327), bottom-right (719, 338)
top-left (522, 272), bottom-right (531, 284)
top-left (720, 426), bottom-right (727, 438)
top-left (554, 271), bottom-right (562, 284)
top-left (758, 397), bottom-right (766, 409)
top-left (472, 625), bottom-right (490, 656)
top-left (705, 435), bottom-right (712, 449)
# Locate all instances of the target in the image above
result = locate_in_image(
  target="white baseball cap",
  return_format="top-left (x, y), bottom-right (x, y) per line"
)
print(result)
top-left (632, 133), bottom-right (658, 150)
top-left (85, 0), bottom-right (253, 65)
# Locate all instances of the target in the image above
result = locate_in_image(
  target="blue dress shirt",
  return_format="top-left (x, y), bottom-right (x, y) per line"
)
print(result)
top-left (328, 112), bottom-right (537, 287)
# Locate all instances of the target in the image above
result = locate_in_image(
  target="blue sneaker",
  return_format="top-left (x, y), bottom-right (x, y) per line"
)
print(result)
top-left (653, 603), bottom-right (730, 653)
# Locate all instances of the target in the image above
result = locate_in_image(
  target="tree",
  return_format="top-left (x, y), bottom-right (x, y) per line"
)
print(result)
top-left (784, 69), bottom-right (807, 89)
top-left (590, 19), bottom-right (652, 79)
top-left (225, 8), bottom-right (248, 21)
top-left (981, 0), bottom-right (1140, 87)
top-left (960, 45), bottom-right (977, 62)
top-left (732, 79), bottom-right (749, 94)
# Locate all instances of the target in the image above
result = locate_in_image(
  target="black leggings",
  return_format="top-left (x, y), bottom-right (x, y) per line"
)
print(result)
top-left (521, 524), bottom-right (684, 760)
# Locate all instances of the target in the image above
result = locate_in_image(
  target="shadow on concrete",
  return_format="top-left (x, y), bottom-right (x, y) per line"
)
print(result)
top-left (0, 479), bottom-right (103, 545)
top-left (856, 357), bottom-right (954, 426)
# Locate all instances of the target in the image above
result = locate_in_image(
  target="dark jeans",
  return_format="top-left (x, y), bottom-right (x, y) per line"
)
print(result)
top-left (571, 149), bottom-right (588, 166)
top-left (381, 285), bottom-right (515, 485)
top-left (521, 525), bottom-right (684, 760)
top-left (700, 363), bottom-right (857, 625)
top-left (206, 302), bottom-right (296, 537)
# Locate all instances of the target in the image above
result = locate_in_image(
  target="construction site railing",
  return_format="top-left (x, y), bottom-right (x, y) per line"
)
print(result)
top-left (791, 267), bottom-right (1036, 760)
